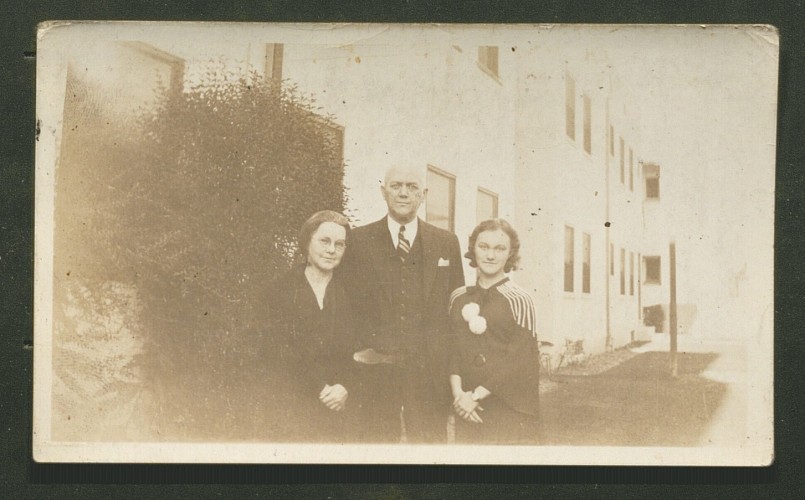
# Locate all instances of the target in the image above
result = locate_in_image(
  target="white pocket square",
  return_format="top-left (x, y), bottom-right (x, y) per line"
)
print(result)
top-left (438, 258), bottom-right (450, 267)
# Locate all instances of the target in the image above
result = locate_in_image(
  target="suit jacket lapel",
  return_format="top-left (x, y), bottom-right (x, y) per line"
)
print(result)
top-left (420, 219), bottom-right (440, 301)
top-left (367, 218), bottom-right (396, 302)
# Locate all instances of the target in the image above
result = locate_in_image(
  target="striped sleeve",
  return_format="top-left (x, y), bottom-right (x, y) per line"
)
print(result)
top-left (497, 281), bottom-right (538, 338)
top-left (449, 286), bottom-right (468, 312)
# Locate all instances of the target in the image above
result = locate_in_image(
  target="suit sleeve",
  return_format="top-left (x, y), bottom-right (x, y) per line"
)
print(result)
top-left (448, 233), bottom-right (466, 292)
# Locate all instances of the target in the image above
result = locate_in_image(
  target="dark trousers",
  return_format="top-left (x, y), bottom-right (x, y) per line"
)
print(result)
top-left (357, 361), bottom-right (449, 444)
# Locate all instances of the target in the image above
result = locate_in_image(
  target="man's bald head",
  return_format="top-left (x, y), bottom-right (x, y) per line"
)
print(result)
top-left (381, 164), bottom-right (428, 224)
top-left (384, 165), bottom-right (425, 186)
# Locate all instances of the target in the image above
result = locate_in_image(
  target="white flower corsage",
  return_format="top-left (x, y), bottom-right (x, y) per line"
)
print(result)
top-left (468, 316), bottom-right (487, 335)
top-left (461, 302), bottom-right (487, 335)
top-left (461, 302), bottom-right (480, 322)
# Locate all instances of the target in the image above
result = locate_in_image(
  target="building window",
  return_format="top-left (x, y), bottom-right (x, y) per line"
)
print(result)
top-left (638, 252), bottom-right (642, 317)
top-left (564, 226), bottom-right (574, 292)
top-left (582, 232), bottom-right (591, 294)
top-left (629, 148), bottom-right (634, 191)
top-left (610, 243), bottom-right (614, 276)
top-left (644, 163), bottom-right (660, 200)
top-left (265, 43), bottom-right (284, 81)
top-left (620, 248), bottom-right (626, 295)
top-left (619, 137), bottom-right (625, 184)
top-left (629, 251), bottom-right (635, 295)
top-left (644, 256), bottom-right (661, 285)
top-left (646, 178), bottom-right (660, 199)
top-left (476, 187), bottom-right (499, 223)
top-left (478, 46), bottom-right (499, 78)
top-left (609, 125), bottom-right (614, 156)
top-left (565, 74), bottom-right (576, 141)
top-left (583, 95), bottom-right (592, 154)
top-left (425, 165), bottom-right (456, 232)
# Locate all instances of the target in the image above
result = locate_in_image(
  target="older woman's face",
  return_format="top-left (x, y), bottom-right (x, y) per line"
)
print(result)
top-left (474, 229), bottom-right (511, 278)
top-left (307, 222), bottom-right (347, 273)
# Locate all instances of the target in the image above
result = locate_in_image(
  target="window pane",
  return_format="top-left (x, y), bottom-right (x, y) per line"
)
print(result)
top-left (477, 188), bottom-right (498, 223)
top-left (478, 46), bottom-right (499, 77)
top-left (620, 248), bottom-right (626, 295)
top-left (629, 148), bottom-right (634, 191)
top-left (629, 251), bottom-right (634, 295)
top-left (426, 166), bottom-right (455, 232)
top-left (638, 252), bottom-right (642, 317)
top-left (564, 226), bottom-right (574, 292)
top-left (609, 125), bottom-right (614, 155)
top-left (644, 163), bottom-right (661, 199)
top-left (582, 233), bottom-right (591, 293)
top-left (566, 75), bottom-right (575, 140)
top-left (644, 256), bottom-right (661, 284)
top-left (265, 43), bottom-right (284, 80)
top-left (610, 243), bottom-right (614, 275)
top-left (583, 94), bottom-right (591, 154)
top-left (646, 177), bottom-right (660, 199)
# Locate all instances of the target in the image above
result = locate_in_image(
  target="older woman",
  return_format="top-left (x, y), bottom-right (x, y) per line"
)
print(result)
top-left (448, 218), bottom-right (541, 444)
top-left (267, 210), bottom-right (362, 443)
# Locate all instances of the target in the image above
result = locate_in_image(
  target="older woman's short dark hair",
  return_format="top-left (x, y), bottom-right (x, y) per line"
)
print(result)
top-left (298, 210), bottom-right (351, 257)
top-left (464, 218), bottom-right (521, 273)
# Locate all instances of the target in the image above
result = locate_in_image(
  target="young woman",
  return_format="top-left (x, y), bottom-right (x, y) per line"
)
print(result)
top-left (267, 210), bottom-right (362, 443)
top-left (448, 218), bottom-right (542, 444)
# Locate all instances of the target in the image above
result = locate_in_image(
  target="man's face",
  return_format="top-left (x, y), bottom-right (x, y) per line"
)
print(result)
top-left (381, 166), bottom-right (426, 224)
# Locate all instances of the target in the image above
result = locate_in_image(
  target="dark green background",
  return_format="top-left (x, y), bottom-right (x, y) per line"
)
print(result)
top-left (2, 1), bottom-right (802, 498)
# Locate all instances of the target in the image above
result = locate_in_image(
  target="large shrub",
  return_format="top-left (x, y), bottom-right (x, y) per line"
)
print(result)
top-left (55, 61), bottom-right (346, 440)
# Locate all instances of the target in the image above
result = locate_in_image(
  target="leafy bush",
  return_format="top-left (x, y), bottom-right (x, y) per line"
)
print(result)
top-left (55, 60), bottom-right (346, 439)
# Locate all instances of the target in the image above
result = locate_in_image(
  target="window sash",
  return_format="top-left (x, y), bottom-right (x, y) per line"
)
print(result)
top-left (476, 187), bottom-right (499, 223)
top-left (644, 256), bottom-right (661, 284)
top-left (425, 165), bottom-right (456, 232)
top-left (582, 232), bottom-right (591, 294)
top-left (566, 75), bottom-right (576, 140)
top-left (583, 95), bottom-right (591, 154)
top-left (564, 226), bottom-right (575, 292)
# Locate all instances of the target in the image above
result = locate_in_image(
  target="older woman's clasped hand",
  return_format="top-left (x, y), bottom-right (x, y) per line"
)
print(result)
top-left (452, 390), bottom-right (484, 424)
top-left (319, 383), bottom-right (349, 411)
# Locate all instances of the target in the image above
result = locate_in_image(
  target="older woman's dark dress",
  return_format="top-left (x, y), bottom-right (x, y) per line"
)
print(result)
top-left (267, 265), bottom-right (362, 443)
top-left (449, 277), bottom-right (541, 444)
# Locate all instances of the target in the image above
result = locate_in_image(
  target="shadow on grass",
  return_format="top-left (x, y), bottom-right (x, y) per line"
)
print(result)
top-left (541, 352), bottom-right (727, 447)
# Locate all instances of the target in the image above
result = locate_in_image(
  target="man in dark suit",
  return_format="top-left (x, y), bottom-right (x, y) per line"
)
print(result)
top-left (345, 164), bottom-right (465, 443)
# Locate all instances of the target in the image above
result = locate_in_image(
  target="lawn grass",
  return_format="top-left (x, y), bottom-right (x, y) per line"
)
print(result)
top-left (540, 352), bottom-right (727, 447)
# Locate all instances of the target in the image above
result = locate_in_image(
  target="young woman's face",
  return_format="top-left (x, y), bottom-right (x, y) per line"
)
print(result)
top-left (474, 229), bottom-right (511, 278)
top-left (307, 222), bottom-right (347, 272)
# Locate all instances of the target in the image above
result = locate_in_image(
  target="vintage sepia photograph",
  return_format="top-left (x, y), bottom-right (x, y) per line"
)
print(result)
top-left (33, 22), bottom-right (776, 465)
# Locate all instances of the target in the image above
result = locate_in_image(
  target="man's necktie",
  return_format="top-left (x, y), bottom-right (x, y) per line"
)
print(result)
top-left (397, 225), bottom-right (410, 261)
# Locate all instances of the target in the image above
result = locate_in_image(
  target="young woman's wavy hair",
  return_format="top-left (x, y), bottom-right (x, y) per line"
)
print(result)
top-left (297, 210), bottom-right (351, 260)
top-left (464, 218), bottom-right (521, 273)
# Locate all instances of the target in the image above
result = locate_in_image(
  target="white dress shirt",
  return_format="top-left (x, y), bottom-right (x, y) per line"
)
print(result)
top-left (387, 217), bottom-right (419, 249)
